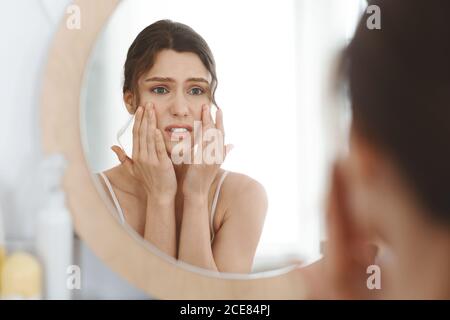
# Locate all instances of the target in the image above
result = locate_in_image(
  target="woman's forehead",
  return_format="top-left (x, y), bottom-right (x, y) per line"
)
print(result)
top-left (143, 49), bottom-right (211, 83)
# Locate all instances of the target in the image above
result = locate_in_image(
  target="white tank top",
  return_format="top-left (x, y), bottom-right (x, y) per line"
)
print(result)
top-left (99, 171), bottom-right (229, 243)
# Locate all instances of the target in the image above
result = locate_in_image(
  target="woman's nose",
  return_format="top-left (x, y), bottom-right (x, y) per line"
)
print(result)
top-left (169, 93), bottom-right (189, 117)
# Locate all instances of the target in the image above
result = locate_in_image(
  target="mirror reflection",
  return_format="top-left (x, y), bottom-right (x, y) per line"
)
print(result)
top-left (81, 0), bottom-right (364, 274)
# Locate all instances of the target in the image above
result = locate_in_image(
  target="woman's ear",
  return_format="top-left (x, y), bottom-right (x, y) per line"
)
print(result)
top-left (123, 90), bottom-right (136, 114)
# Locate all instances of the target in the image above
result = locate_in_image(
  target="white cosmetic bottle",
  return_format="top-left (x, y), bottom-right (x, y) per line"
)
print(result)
top-left (35, 154), bottom-right (73, 300)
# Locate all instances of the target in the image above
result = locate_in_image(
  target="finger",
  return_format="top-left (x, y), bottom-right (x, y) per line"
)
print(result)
top-left (209, 105), bottom-right (215, 126)
top-left (155, 129), bottom-right (169, 162)
top-left (328, 162), bottom-right (372, 267)
top-left (202, 104), bottom-right (213, 129)
top-left (215, 107), bottom-right (224, 136)
top-left (193, 118), bottom-right (203, 146)
top-left (146, 103), bottom-right (157, 160)
top-left (132, 106), bottom-right (144, 160)
top-left (111, 145), bottom-right (128, 163)
top-left (326, 162), bottom-right (352, 272)
top-left (149, 102), bottom-right (157, 130)
top-left (111, 145), bottom-right (135, 176)
top-left (325, 161), bottom-right (370, 297)
top-left (200, 105), bottom-right (213, 157)
top-left (323, 164), bottom-right (348, 296)
top-left (139, 106), bottom-right (148, 161)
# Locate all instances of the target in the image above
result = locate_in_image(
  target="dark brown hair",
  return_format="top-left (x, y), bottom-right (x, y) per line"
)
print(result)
top-left (123, 19), bottom-right (218, 109)
top-left (341, 0), bottom-right (450, 224)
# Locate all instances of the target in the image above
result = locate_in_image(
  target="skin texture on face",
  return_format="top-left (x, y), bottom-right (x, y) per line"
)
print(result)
top-left (125, 49), bottom-right (213, 154)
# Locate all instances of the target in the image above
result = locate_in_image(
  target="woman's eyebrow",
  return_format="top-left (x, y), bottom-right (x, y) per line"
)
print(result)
top-left (144, 77), bottom-right (210, 85)
top-left (186, 77), bottom-right (210, 85)
top-left (145, 76), bottom-right (175, 82)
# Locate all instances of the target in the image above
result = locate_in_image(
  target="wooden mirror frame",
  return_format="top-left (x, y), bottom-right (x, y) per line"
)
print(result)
top-left (40, 0), bottom-right (308, 299)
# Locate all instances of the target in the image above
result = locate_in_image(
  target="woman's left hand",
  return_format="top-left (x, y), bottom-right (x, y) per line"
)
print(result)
top-left (183, 104), bottom-right (233, 198)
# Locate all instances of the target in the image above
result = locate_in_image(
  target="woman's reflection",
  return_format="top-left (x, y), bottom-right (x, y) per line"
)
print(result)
top-left (97, 20), bottom-right (267, 273)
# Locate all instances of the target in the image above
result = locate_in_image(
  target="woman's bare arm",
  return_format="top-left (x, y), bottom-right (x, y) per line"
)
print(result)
top-left (178, 177), bottom-right (267, 273)
top-left (210, 178), bottom-right (267, 273)
top-left (178, 194), bottom-right (218, 271)
top-left (144, 195), bottom-right (177, 258)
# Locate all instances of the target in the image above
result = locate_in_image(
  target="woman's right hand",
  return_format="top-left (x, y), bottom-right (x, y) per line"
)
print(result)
top-left (111, 102), bottom-right (177, 202)
top-left (298, 161), bottom-right (379, 299)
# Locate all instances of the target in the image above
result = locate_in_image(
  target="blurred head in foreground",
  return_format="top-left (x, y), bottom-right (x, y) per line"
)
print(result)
top-left (310, 0), bottom-right (450, 299)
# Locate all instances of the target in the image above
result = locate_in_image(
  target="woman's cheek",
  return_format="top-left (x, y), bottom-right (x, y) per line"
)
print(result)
top-left (139, 90), bottom-right (165, 105)
top-left (136, 92), bottom-right (150, 107)
top-left (194, 102), bottom-right (210, 119)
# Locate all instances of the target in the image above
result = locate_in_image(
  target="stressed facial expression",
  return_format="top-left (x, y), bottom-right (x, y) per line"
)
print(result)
top-left (135, 49), bottom-right (212, 153)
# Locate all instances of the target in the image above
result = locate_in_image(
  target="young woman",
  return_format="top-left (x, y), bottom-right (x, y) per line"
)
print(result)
top-left (301, 0), bottom-right (450, 299)
top-left (97, 20), bottom-right (267, 274)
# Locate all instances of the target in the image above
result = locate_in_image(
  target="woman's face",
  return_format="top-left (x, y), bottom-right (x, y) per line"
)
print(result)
top-left (134, 49), bottom-right (212, 154)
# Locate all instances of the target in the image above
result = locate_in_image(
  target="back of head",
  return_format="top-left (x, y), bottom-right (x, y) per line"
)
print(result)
top-left (344, 0), bottom-right (450, 226)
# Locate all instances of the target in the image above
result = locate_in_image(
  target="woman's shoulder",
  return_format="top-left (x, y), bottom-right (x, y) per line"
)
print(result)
top-left (212, 170), bottom-right (267, 234)
top-left (220, 170), bottom-right (268, 211)
top-left (222, 170), bottom-right (264, 191)
top-left (95, 166), bottom-right (118, 180)
top-left (96, 165), bottom-right (144, 199)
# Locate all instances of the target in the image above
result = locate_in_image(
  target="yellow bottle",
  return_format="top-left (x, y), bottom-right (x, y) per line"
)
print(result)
top-left (1, 252), bottom-right (42, 299)
top-left (0, 206), bottom-right (5, 291)
top-left (0, 246), bottom-right (5, 290)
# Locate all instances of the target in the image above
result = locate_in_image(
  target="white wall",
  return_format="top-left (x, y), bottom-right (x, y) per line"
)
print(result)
top-left (0, 0), bottom-right (148, 299)
top-left (0, 0), bottom-right (69, 240)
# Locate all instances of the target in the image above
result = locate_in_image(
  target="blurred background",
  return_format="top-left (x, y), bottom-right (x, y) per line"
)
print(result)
top-left (0, 0), bottom-right (364, 299)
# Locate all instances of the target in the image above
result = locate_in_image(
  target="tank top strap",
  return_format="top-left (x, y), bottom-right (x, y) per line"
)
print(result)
top-left (99, 172), bottom-right (126, 225)
top-left (210, 171), bottom-right (229, 242)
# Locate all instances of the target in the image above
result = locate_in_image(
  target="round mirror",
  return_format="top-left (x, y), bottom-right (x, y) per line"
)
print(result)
top-left (82, 0), bottom-right (321, 276)
top-left (42, 0), bottom-right (361, 298)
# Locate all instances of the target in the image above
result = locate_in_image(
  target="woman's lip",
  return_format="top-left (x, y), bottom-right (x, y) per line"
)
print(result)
top-left (163, 124), bottom-right (193, 140)
top-left (164, 124), bottom-right (193, 132)
top-left (164, 129), bottom-right (191, 140)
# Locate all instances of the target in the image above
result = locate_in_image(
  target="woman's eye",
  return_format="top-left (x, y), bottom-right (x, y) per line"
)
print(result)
top-left (152, 87), bottom-right (169, 94)
top-left (189, 87), bottom-right (204, 95)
